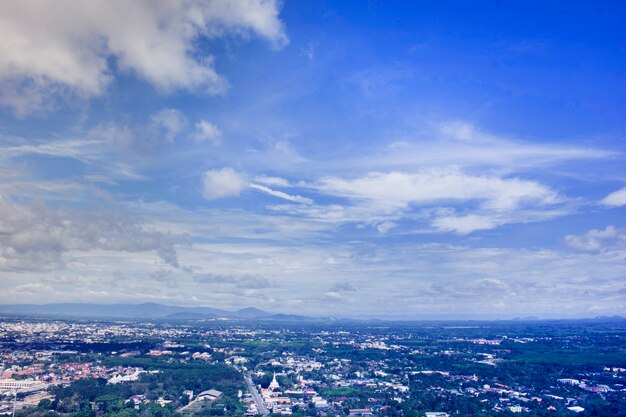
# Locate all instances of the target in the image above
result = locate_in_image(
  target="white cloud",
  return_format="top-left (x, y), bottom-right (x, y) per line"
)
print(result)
top-left (194, 120), bottom-right (222, 145)
top-left (265, 167), bottom-right (569, 234)
top-left (194, 272), bottom-right (272, 289)
top-left (322, 291), bottom-right (349, 302)
top-left (202, 167), bottom-right (247, 200)
top-left (440, 121), bottom-right (477, 141)
top-left (1, 213), bottom-right (625, 317)
top-left (0, 195), bottom-right (189, 271)
top-left (3, 138), bottom-right (102, 162)
top-left (601, 186), bottom-right (626, 207)
top-left (254, 176), bottom-right (291, 187)
top-left (317, 168), bottom-right (559, 211)
top-left (0, 128), bottom-right (150, 182)
top-left (564, 226), bottom-right (626, 252)
top-left (432, 214), bottom-right (496, 234)
top-left (332, 122), bottom-right (615, 174)
top-left (268, 201), bottom-right (402, 225)
top-left (376, 221), bottom-right (397, 234)
top-left (427, 278), bottom-right (509, 299)
top-left (249, 183), bottom-right (312, 204)
top-left (89, 122), bottom-right (136, 151)
top-left (131, 200), bottom-right (334, 243)
top-left (0, 0), bottom-right (287, 114)
top-left (151, 108), bottom-right (188, 142)
top-left (245, 138), bottom-right (307, 171)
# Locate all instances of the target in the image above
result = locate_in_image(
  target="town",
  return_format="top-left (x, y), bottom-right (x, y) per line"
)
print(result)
top-left (0, 317), bottom-right (624, 417)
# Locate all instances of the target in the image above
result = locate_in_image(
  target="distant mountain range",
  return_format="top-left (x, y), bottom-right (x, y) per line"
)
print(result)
top-left (0, 303), bottom-right (623, 323)
top-left (0, 302), bottom-right (317, 321)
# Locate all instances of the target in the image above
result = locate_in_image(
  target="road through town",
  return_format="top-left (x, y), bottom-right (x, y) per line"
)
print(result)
top-left (244, 374), bottom-right (269, 416)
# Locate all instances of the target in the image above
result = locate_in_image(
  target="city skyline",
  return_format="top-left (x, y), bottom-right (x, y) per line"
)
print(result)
top-left (0, 1), bottom-right (625, 319)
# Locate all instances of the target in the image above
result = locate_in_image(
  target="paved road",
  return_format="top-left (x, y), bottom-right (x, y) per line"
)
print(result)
top-left (244, 374), bottom-right (269, 416)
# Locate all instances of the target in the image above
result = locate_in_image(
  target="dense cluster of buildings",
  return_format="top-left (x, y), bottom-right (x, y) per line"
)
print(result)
top-left (1, 318), bottom-right (625, 416)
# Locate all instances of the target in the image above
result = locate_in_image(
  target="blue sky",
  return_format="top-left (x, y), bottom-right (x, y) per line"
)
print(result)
top-left (0, 0), bottom-right (625, 319)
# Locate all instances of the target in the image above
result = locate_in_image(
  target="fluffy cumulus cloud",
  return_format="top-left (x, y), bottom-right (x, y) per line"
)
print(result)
top-left (601, 186), bottom-right (626, 207)
top-left (0, 0), bottom-right (287, 114)
top-left (0, 195), bottom-right (190, 271)
top-left (202, 168), bottom-right (248, 200)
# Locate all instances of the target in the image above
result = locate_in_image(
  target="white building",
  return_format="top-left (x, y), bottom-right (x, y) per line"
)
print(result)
top-left (0, 379), bottom-right (47, 392)
top-left (269, 373), bottom-right (280, 390)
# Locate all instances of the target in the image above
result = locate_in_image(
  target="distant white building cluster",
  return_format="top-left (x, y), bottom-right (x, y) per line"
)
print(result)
top-left (0, 379), bottom-right (47, 392)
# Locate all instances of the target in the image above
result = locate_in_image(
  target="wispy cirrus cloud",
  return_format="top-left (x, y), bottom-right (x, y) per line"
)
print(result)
top-left (249, 183), bottom-right (313, 204)
top-left (331, 123), bottom-right (617, 174)
top-left (601, 186), bottom-right (626, 207)
top-left (316, 168), bottom-right (559, 210)
top-left (267, 167), bottom-right (566, 234)
top-left (0, 107), bottom-right (224, 185)
top-left (224, 121), bottom-right (614, 235)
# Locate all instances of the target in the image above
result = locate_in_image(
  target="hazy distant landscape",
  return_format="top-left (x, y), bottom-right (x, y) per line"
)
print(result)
top-left (0, 303), bottom-right (625, 324)
top-left (0, 303), bottom-right (278, 320)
